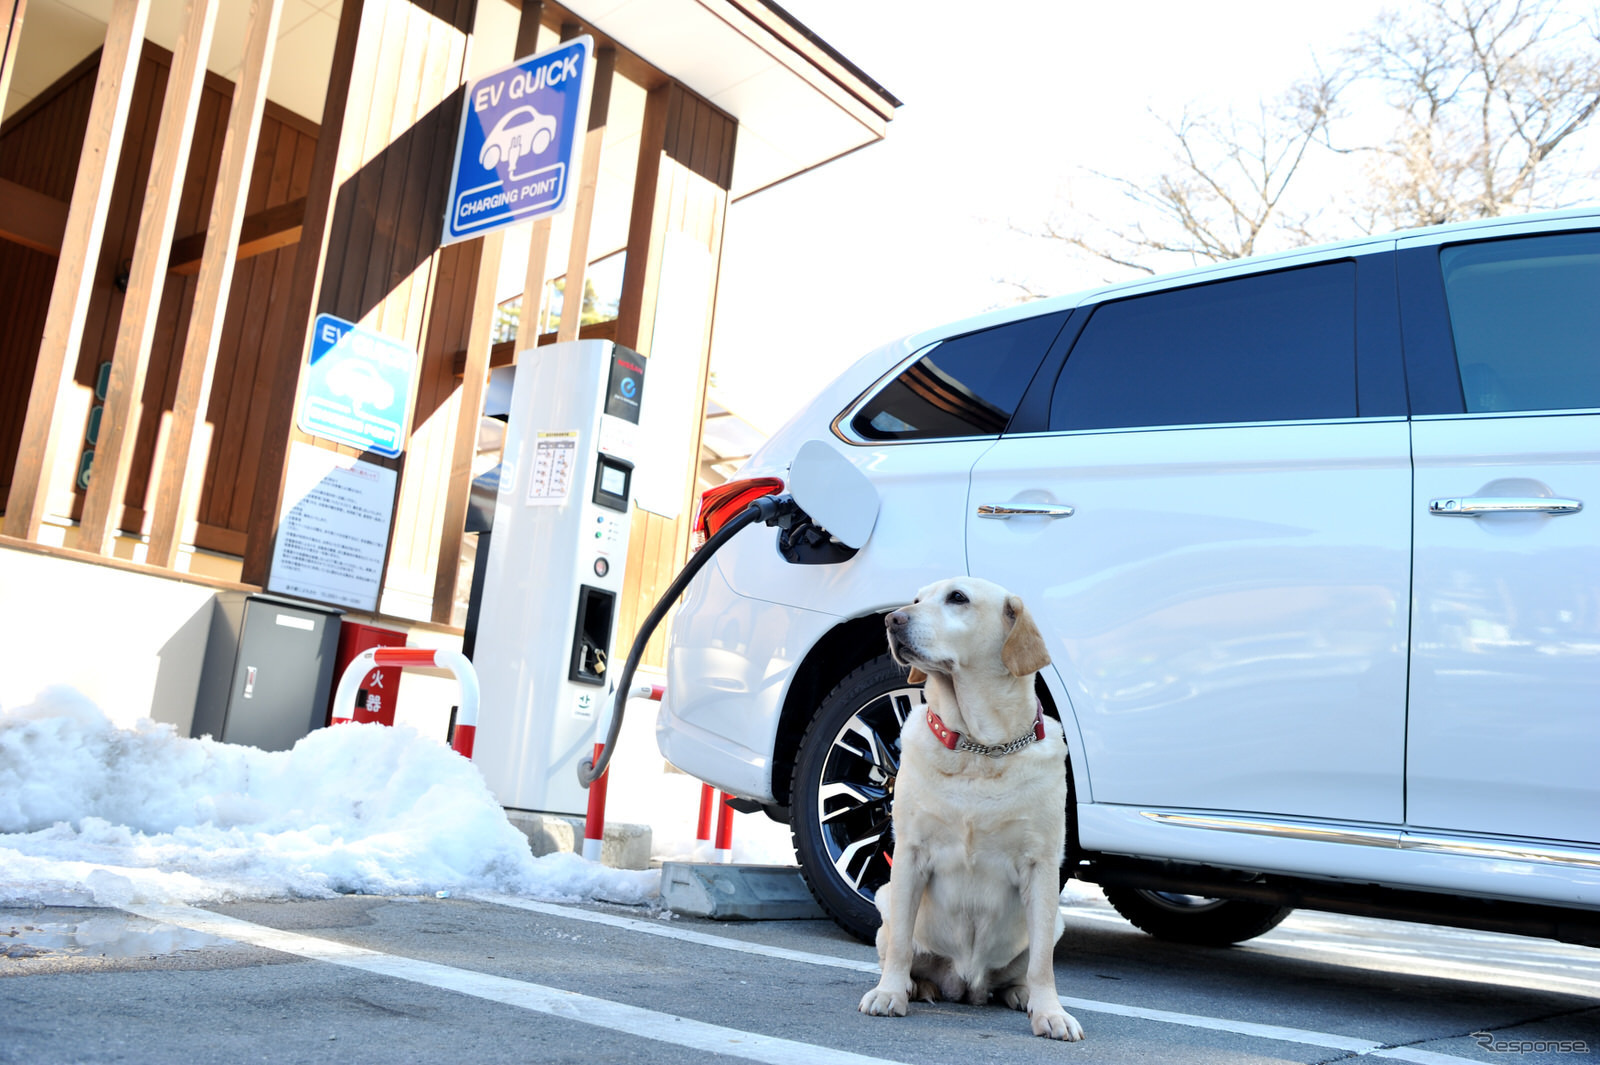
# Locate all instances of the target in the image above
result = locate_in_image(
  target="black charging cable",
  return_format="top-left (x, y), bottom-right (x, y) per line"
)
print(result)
top-left (577, 493), bottom-right (800, 787)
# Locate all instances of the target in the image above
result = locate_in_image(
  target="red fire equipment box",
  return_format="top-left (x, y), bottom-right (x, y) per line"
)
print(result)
top-left (328, 621), bottom-right (408, 726)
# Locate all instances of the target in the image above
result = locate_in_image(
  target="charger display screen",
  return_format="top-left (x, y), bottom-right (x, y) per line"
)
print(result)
top-left (593, 455), bottom-right (633, 512)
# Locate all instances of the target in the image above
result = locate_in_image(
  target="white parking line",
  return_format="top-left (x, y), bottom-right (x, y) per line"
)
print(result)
top-left (472, 893), bottom-right (1494, 1065)
top-left (123, 902), bottom-right (910, 1065)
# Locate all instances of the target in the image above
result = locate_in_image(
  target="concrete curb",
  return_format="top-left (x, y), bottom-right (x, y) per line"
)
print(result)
top-left (661, 862), bottom-right (828, 921)
top-left (504, 810), bottom-right (652, 870)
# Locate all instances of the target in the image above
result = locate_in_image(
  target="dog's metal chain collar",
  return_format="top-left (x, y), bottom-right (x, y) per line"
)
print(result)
top-left (926, 701), bottom-right (1046, 756)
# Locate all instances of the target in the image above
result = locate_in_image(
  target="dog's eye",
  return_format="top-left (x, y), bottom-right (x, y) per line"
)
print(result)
top-left (946, 590), bottom-right (968, 605)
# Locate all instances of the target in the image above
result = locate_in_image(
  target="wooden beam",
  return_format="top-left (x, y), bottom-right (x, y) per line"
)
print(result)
top-left (166, 196), bottom-right (304, 275)
top-left (78, 0), bottom-right (221, 555)
top-left (513, 0), bottom-right (542, 58)
top-left (450, 318), bottom-right (620, 377)
top-left (556, 45), bottom-right (614, 342)
top-left (430, 230), bottom-right (502, 623)
top-left (614, 81), bottom-right (671, 354)
top-left (430, 0), bottom-right (542, 622)
top-left (2, 0), bottom-right (150, 541)
top-left (0, 0), bottom-right (27, 133)
top-left (510, 11), bottom-right (557, 351)
top-left (0, 176), bottom-right (68, 255)
top-left (146, 0), bottom-right (287, 568)
top-left (239, 0), bottom-right (367, 587)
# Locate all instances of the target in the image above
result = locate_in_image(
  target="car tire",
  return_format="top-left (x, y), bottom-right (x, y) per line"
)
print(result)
top-left (789, 655), bottom-right (916, 943)
top-left (1102, 886), bottom-right (1292, 946)
top-left (789, 652), bottom-right (1075, 943)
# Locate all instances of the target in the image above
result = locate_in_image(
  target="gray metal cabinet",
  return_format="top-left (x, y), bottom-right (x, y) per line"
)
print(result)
top-left (192, 593), bottom-right (342, 751)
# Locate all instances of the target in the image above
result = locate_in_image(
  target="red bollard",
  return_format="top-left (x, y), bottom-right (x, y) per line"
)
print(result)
top-left (582, 742), bottom-right (608, 861)
top-left (714, 790), bottom-right (735, 864)
top-left (580, 682), bottom-right (664, 864)
top-left (330, 647), bottom-right (478, 760)
top-left (696, 782), bottom-right (716, 844)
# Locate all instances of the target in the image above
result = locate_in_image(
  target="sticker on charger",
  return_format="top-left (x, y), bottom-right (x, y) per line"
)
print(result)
top-left (574, 691), bottom-right (596, 719)
top-left (526, 431), bottom-right (578, 506)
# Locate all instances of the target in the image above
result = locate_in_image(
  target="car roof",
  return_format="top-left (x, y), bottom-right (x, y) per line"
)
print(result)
top-left (904, 206), bottom-right (1600, 351)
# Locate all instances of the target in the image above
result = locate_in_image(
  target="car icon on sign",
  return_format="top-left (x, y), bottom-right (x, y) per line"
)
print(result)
top-left (479, 106), bottom-right (558, 171)
top-left (326, 359), bottom-right (395, 414)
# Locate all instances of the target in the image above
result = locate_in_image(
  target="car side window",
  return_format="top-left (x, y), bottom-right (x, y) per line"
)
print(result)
top-left (851, 312), bottom-right (1068, 441)
top-left (1438, 231), bottom-right (1600, 414)
top-left (1049, 262), bottom-right (1358, 432)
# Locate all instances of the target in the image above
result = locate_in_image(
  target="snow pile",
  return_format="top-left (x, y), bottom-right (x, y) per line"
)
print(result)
top-left (0, 688), bottom-right (657, 908)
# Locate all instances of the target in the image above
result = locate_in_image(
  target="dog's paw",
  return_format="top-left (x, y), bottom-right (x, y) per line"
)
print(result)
top-left (1029, 1002), bottom-right (1085, 1041)
top-left (911, 978), bottom-right (941, 1003)
top-left (999, 985), bottom-right (1028, 1011)
top-left (858, 985), bottom-right (910, 1017)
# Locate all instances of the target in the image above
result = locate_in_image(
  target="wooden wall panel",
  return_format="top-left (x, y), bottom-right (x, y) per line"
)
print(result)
top-left (612, 83), bottom-right (737, 669)
top-left (0, 42), bottom-right (318, 552)
top-left (282, 0), bottom-right (479, 617)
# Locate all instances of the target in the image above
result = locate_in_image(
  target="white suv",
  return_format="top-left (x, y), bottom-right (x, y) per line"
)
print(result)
top-left (657, 209), bottom-right (1600, 947)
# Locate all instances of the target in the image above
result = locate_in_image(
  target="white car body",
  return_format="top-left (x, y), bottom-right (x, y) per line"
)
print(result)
top-left (658, 209), bottom-right (1600, 941)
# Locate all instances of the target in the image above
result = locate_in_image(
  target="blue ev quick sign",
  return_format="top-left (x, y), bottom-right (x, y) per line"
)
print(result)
top-left (442, 37), bottom-right (593, 245)
top-left (299, 314), bottom-right (417, 458)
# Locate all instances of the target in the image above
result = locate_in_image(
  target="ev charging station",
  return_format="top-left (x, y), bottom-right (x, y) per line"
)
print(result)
top-left (472, 339), bottom-right (646, 817)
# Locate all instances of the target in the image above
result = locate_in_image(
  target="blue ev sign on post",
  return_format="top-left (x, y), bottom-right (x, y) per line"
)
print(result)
top-left (299, 314), bottom-right (417, 458)
top-left (442, 37), bottom-right (593, 245)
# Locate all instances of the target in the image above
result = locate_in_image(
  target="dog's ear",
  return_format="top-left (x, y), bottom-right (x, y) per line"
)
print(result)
top-left (1001, 594), bottom-right (1051, 676)
top-left (906, 666), bottom-right (927, 684)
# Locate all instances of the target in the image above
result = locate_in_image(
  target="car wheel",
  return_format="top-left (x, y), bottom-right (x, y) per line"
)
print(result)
top-left (1102, 886), bottom-right (1292, 946)
top-left (789, 654), bottom-right (918, 943)
top-left (482, 144), bottom-right (502, 170)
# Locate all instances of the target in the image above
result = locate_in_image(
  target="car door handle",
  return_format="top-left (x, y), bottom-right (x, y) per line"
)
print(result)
top-left (976, 503), bottom-right (1075, 519)
top-left (1429, 496), bottom-right (1583, 516)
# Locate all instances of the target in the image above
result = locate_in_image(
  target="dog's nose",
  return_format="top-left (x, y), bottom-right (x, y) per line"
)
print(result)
top-left (887, 610), bottom-right (908, 629)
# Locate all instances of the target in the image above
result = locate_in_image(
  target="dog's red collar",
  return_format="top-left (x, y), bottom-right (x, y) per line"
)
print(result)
top-left (926, 700), bottom-right (1046, 756)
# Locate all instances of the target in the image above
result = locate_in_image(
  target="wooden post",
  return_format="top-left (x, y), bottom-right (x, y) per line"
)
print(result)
top-left (429, 229), bottom-right (503, 622)
top-left (145, 0), bottom-right (287, 568)
top-left (0, 0), bottom-right (27, 117)
top-left (428, 0), bottom-right (544, 621)
top-left (76, 0), bottom-right (220, 555)
top-left (2, 0), bottom-right (150, 541)
top-left (239, 0), bottom-right (368, 587)
top-left (556, 46), bottom-right (614, 342)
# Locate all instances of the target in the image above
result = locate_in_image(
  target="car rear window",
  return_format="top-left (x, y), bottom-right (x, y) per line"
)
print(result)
top-left (850, 312), bottom-right (1068, 441)
top-left (1050, 262), bottom-right (1358, 431)
top-left (1439, 231), bottom-right (1600, 414)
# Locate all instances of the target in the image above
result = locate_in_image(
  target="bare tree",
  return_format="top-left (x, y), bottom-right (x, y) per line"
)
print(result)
top-left (1344, 0), bottom-right (1600, 228)
top-left (1022, 77), bottom-right (1339, 281)
top-left (1024, 0), bottom-right (1600, 284)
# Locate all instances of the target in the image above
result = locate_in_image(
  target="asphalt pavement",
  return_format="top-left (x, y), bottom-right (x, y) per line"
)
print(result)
top-left (2, 883), bottom-right (1595, 1064)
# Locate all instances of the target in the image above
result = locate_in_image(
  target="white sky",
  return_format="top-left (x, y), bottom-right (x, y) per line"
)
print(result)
top-left (709, 0), bottom-right (1396, 432)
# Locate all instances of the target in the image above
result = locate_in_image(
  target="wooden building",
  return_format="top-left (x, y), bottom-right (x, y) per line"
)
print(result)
top-left (0, 0), bottom-right (897, 727)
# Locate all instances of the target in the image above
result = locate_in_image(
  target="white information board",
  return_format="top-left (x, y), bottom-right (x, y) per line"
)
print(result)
top-left (268, 441), bottom-right (397, 610)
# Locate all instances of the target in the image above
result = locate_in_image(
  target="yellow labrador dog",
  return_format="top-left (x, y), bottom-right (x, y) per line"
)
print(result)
top-left (859, 577), bottom-right (1083, 1041)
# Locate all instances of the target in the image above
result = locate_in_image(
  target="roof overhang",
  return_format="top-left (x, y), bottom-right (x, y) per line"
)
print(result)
top-left (528, 0), bottom-right (899, 199)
